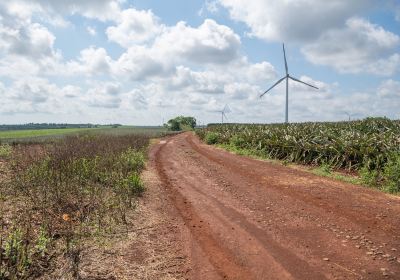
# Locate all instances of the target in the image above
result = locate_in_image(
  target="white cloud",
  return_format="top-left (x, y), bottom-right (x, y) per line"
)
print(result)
top-left (67, 47), bottom-right (112, 76)
top-left (199, 0), bottom-right (220, 16)
top-left (5, 0), bottom-right (123, 22)
top-left (110, 19), bottom-right (244, 81)
top-left (218, 0), bottom-right (375, 42)
top-left (378, 79), bottom-right (400, 98)
top-left (153, 19), bottom-right (241, 65)
top-left (106, 8), bottom-right (162, 47)
top-left (302, 18), bottom-right (400, 75)
top-left (87, 26), bottom-right (97, 36)
top-left (85, 82), bottom-right (122, 108)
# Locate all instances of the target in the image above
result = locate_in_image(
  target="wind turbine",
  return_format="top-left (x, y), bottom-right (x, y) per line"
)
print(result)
top-left (344, 111), bottom-right (355, 122)
top-left (218, 104), bottom-right (230, 124)
top-left (260, 43), bottom-right (319, 123)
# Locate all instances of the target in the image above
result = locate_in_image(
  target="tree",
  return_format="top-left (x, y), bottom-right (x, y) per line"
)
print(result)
top-left (166, 116), bottom-right (197, 131)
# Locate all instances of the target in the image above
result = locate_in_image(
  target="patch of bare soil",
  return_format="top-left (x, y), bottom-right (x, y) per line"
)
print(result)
top-left (153, 132), bottom-right (400, 280)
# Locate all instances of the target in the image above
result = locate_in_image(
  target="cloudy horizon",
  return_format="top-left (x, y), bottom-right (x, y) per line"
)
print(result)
top-left (0, 0), bottom-right (399, 125)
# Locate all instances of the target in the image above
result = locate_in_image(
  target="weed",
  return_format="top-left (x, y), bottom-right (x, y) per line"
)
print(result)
top-left (0, 144), bottom-right (12, 158)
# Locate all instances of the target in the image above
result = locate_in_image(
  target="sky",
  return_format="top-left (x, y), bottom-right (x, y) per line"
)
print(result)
top-left (0, 0), bottom-right (399, 125)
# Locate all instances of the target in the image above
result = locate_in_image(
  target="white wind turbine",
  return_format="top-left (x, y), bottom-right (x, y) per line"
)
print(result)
top-left (218, 104), bottom-right (230, 124)
top-left (260, 43), bottom-right (319, 123)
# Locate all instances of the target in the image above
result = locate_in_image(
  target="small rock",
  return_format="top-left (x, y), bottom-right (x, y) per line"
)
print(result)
top-left (367, 252), bottom-right (374, 255)
top-left (391, 248), bottom-right (397, 251)
top-left (323, 258), bottom-right (329, 261)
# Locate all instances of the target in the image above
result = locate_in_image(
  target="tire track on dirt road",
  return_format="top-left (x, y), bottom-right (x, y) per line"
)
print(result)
top-left (153, 132), bottom-right (400, 279)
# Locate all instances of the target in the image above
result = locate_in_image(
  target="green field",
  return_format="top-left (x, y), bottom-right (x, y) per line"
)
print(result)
top-left (0, 128), bottom-right (92, 140)
top-left (0, 126), bottom-right (168, 143)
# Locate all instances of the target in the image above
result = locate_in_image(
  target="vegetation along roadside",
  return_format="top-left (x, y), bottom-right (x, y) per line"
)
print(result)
top-left (0, 133), bottom-right (150, 279)
top-left (196, 117), bottom-right (400, 194)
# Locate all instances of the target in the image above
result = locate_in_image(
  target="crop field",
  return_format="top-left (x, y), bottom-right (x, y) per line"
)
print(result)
top-left (197, 117), bottom-right (400, 193)
top-left (0, 126), bottom-right (168, 144)
top-left (0, 128), bottom-right (92, 140)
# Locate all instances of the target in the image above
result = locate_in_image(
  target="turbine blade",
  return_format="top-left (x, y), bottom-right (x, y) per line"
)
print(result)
top-left (283, 43), bottom-right (288, 75)
top-left (289, 76), bottom-right (319, 89)
top-left (260, 77), bottom-right (286, 97)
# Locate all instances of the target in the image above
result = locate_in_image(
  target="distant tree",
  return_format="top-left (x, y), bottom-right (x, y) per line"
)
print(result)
top-left (166, 116), bottom-right (197, 131)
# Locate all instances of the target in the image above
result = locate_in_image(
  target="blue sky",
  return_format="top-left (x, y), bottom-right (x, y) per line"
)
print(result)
top-left (0, 0), bottom-right (399, 124)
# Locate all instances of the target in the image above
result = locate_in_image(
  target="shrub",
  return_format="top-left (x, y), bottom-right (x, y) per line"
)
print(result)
top-left (359, 166), bottom-right (380, 187)
top-left (230, 135), bottom-right (245, 148)
top-left (205, 132), bottom-right (219, 145)
top-left (382, 153), bottom-right (400, 193)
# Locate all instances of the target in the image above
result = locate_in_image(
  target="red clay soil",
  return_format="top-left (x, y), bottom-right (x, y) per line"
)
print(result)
top-left (152, 132), bottom-right (400, 280)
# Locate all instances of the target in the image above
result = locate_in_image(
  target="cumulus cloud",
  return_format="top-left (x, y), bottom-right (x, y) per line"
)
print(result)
top-left (67, 47), bottom-right (113, 76)
top-left (106, 8), bottom-right (162, 47)
top-left (302, 18), bottom-right (400, 75)
top-left (153, 19), bottom-right (241, 65)
top-left (85, 82), bottom-right (122, 108)
top-left (217, 1), bottom-right (400, 76)
top-left (218, 0), bottom-right (375, 42)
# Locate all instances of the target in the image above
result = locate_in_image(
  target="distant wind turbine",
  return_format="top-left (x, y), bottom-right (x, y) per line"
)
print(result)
top-left (260, 43), bottom-right (319, 123)
top-left (218, 104), bottom-right (230, 124)
top-left (344, 112), bottom-right (355, 121)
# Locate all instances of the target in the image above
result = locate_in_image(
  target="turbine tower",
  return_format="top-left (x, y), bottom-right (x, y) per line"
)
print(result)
top-left (260, 43), bottom-right (319, 123)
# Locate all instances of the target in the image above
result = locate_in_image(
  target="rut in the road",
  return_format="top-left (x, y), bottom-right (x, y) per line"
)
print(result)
top-left (153, 133), bottom-right (400, 280)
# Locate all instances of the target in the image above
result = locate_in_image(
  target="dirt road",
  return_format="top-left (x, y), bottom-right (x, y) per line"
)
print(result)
top-left (152, 132), bottom-right (400, 279)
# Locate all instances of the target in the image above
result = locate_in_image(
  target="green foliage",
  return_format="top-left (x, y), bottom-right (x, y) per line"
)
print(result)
top-left (119, 148), bottom-right (146, 174)
top-left (382, 153), bottom-right (400, 193)
top-left (230, 135), bottom-right (246, 148)
top-left (166, 116), bottom-right (197, 131)
top-left (205, 132), bottom-right (219, 145)
top-left (167, 119), bottom-right (181, 131)
top-left (319, 162), bottom-right (332, 174)
top-left (359, 166), bottom-right (379, 187)
top-left (199, 118), bottom-right (400, 193)
top-left (0, 144), bottom-right (12, 158)
top-left (2, 228), bottom-right (31, 279)
top-left (127, 173), bottom-right (145, 196)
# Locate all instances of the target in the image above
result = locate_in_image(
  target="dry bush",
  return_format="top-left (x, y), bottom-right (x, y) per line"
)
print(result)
top-left (1, 134), bottom-right (149, 279)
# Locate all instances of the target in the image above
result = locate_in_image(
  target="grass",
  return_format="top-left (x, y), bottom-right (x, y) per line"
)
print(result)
top-left (0, 126), bottom-right (170, 144)
top-left (0, 128), bottom-right (92, 140)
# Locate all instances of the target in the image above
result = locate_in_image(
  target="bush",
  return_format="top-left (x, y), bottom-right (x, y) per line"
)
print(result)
top-left (230, 135), bottom-right (246, 148)
top-left (359, 166), bottom-right (380, 187)
top-left (205, 132), bottom-right (219, 145)
top-left (382, 153), bottom-right (400, 193)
